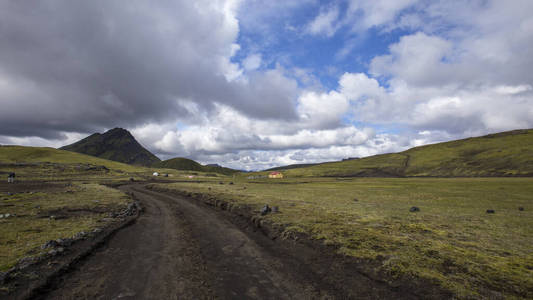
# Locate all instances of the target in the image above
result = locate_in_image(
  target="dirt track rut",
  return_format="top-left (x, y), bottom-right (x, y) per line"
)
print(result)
top-left (40, 185), bottom-right (328, 299)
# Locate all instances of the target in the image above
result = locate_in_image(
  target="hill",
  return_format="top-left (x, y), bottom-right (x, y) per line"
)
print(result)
top-left (0, 145), bottom-right (144, 173)
top-left (265, 163), bottom-right (320, 172)
top-left (154, 157), bottom-right (239, 175)
top-left (277, 129), bottom-right (533, 177)
top-left (60, 128), bottom-right (160, 167)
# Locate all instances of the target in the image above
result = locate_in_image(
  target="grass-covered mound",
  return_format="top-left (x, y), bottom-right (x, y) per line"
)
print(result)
top-left (277, 129), bottom-right (533, 177)
top-left (154, 157), bottom-right (239, 175)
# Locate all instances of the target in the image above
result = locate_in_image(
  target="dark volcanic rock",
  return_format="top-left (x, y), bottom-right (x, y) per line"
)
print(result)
top-left (260, 204), bottom-right (271, 216)
top-left (486, 209), bottom-right (495, 214)
top-left (409, 206), bottom-right (420, 212)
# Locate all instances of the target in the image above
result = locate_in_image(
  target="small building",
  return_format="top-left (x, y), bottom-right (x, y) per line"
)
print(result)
top-left (7, 172), bottom-right (15, 183)
top-left (268, 171), bottom-right (283, 179)
top-left (152, 172), bottom-right (159, 176)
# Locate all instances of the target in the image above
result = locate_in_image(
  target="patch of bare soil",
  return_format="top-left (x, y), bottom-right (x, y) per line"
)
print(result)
top-left (0, 181), bottom-right (70, 194)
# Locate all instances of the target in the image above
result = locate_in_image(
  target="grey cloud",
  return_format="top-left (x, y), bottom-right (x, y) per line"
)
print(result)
top-left (0, 0), bottom-right (298, 139)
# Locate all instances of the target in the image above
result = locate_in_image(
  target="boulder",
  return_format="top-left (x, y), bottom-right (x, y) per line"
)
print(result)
top-left (518, 207), bottom-right (524, 211)
top-left (486, 209), bottom-right (495, 214)
top-left (409, 206), bottom-right (420, 212)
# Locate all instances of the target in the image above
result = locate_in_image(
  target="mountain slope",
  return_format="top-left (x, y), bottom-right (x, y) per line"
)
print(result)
top-left (0, 145), bottom-right (144, 172)
top-left (60, 128), bottom-right (160, 167)
top-left (282, 129), bottom-right (533, 177)
top-left (154, 157), bottom-right (239, 175)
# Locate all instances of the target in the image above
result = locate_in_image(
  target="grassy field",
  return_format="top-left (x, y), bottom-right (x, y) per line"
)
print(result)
top-left (154, 177), bottom-right (533, 298)
top-left (248, 129), bottom-right (533, 178)
top-left (0, 183), bottom-right (130, 271)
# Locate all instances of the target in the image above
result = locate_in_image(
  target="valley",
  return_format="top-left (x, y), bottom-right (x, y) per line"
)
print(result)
top-left (1, 128), bottom-right (532, 299)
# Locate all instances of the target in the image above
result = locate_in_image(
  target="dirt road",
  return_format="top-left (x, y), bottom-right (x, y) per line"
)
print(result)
top-left (40, 185), bottom-right (336, 299)
top-left (35, 183), bottom-right (431, 299)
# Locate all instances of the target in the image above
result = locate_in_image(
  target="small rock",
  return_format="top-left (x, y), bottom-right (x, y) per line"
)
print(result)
top-left (56, 247), bottom-right (64, 253)
top-left (41, 240), bottom-right (59, 249)
top-left (34, 205), bottom-right (41, 209)
top-left (260, 204), bottom-right (271, 216)
top-left (219, 181), bottom-right (224, 185)
top-left (409, 206), bottom-right (420, 212)
top-left (56, 238), bottom-right (72, 247)
top-left (272, 206), bottom-right (279, 213)
top-left (229, 182), bottom-right (234, 185)
top-left (518, 207), bottom-right (524, 211)
top-left (129, 177), bottom-right (135, 182)
top-left (18, 257), bottom-right (36, 269)
top-left (3, 213), bottom-right (11, 218)
top-left (73, 231), bottom-right (87, 239)
top-left (486, 209), bottom-right (495, 214)
top-left (353, 198), bottom-right (359, 202)
top-left (0, 271), bottom-right (8, 284)
top-left (48, 249), bottom-right (58, 256)
top-left (7, 192), bottom-right (13, 196)
top-left (49, 215), bottom-right (56, 220)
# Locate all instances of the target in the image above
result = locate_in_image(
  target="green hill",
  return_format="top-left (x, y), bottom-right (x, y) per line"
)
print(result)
top-left (154, 157), bottom-right (239, 175)
top-left (60, 128), bottom-right (160, 167)
top-left (280, 129), bottom-right (533, 177)
top-left (0, 145), bottom-right (144, 173)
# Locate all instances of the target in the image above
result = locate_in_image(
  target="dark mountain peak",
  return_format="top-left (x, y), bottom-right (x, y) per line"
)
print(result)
top-left (103, 127), bottom-right (131, 138)
top-left (60, 128), bottom-right (160, 166)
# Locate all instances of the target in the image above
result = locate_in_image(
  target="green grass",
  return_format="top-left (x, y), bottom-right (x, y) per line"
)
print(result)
top-left (256, 129), bottom-right (533, 178)
top-left (0, 146), bottom-right (143, 173)
top-left (154, 177), bottom-right (533, 298)
top-left (154, 157), bottom-right (240, 175)
top-left (0, 183), bottom-right (129, 271)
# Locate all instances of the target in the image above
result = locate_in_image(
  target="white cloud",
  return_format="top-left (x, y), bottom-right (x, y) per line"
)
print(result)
top-left (347, 0), bottom-right (419, 30)
top-left (306, 5), bottom-right (341, 37)
top-left (242, 53), bottom-right (262, 71)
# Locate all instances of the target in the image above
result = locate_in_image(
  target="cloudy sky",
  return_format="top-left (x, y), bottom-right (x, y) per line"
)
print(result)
top-left (1, 0), bottom-right (532, 170)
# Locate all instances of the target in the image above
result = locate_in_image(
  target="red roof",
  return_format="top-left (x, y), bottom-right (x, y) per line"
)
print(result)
top-left (269, 171), bottom-right (281, 175)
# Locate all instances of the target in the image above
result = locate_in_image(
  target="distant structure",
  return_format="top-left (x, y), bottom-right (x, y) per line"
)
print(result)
top-left (7, 172), bottom-right (15, 183)
top-left (268, 171), bottom-right (283, 179)
top-left (152, 172), bottom-right (159, 176)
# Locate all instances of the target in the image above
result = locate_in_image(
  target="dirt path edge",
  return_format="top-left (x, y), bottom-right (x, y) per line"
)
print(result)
top-left (149, 184), bottom-right (454, 299)
top-left (0, 199), bottom-right (143, 300)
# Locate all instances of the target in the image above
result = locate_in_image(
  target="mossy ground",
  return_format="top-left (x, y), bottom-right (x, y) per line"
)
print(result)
top-left (0, 183), bottom-right (129, 271)
top-left (154, 177), bottom-right (533, 298)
